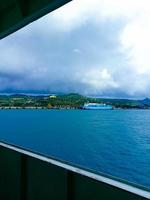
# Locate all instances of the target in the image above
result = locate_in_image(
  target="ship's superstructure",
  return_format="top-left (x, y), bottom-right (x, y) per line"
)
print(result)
top-left (83, 103), bottom-right (113, 110)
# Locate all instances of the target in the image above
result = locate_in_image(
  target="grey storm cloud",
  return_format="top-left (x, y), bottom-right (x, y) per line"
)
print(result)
top-left (1, 0), bottom-right (150, 98)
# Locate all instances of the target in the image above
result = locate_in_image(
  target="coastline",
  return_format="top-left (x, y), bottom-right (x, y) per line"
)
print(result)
top-left (0, 106), bottom-right (78, 110)
top-left (0, 93), bottom-right (150, 110)
top-left (0, 106), bottom-right (149, 110)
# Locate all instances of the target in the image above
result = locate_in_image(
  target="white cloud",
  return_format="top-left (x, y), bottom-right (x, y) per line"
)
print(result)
top-left (73, 48), bottom-right (81, 54)
top-left (1, 0), bottom-right (150, 97)
top-left (121, 13), bottom-right (150, 74)
top-left (80, 68), bottom-right (118, 95)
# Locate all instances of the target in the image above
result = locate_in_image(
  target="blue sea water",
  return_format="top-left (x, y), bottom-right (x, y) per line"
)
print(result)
top-left (0, 109), bottom-right (150, 188)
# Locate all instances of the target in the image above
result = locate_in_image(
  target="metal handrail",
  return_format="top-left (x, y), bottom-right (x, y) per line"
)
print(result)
top-left (0, 141), bottom-right (150, 199)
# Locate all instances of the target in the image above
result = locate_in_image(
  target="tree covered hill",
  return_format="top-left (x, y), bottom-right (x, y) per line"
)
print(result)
top-left (0, 93), bottom-right (149, 109)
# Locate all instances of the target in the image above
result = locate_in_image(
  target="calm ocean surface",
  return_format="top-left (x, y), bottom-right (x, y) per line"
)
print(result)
top-left (0, 109), bottom-right (150, 188)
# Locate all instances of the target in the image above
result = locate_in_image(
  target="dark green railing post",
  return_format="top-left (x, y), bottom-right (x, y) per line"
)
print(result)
top-left (20, 154), bottom-right (28, 200)
top-left (67, 171), bottom-right (75, 200)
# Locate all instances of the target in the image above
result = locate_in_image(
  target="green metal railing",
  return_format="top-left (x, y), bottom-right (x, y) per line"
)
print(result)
top-left (0, 141), bottom-right (150, 200)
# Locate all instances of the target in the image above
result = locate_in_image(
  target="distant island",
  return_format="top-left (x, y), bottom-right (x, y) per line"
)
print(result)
top-left (0, 93), bottom-right (150, 109)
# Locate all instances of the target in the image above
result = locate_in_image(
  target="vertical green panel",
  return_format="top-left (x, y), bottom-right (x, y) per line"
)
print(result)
top-left (27, 157), bottom-right (67, 200)
top-left (0, 147), bottom-right (21, 200)
top-left (28, 0), bottom-right (55, 13)
top-left (73, 174), bottom-right (147, 200)
top-left (1, 4), bottom-right (21, 30)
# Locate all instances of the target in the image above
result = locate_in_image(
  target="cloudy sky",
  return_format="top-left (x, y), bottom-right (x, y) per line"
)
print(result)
top-left (0, 0), bottom-right (150, 98)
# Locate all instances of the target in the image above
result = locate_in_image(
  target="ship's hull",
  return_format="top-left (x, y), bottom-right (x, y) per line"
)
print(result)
top-left (83, 106), bottom-right (113, 110)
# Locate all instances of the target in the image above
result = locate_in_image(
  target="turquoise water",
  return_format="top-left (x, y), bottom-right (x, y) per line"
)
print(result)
top-left (0, 109), bottom-right (150, 188)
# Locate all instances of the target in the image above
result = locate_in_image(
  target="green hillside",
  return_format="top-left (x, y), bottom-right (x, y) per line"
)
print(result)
top-left (0, 93), bottom-right (149, 109)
